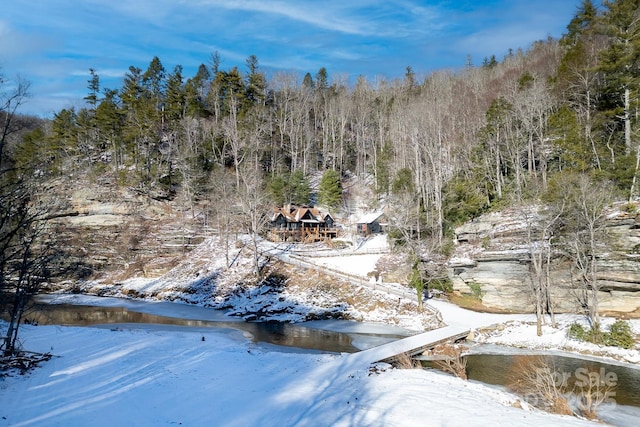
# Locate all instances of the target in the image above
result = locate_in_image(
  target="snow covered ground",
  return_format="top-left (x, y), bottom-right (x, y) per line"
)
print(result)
top-left (1, 322), bottom-right (600, 427)
top-left (2, 294), bottom-right (638, 425)
top-left (3, 233), bottom-right (640, 425)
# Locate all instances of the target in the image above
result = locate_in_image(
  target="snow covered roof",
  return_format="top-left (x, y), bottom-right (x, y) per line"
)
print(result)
top-left (357, 212), bottom-right (384, 224)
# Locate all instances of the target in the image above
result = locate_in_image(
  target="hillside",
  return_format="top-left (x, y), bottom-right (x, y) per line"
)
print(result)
top-left (45, 174), bottom-right (640, 323)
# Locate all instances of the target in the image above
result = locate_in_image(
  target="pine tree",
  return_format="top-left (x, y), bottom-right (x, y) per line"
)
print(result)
top-left (597, 0), bottom-right (640, 197)
top-left (165, 65), bottom-right (185, 124)
top-left (318, 169), bottom-right (342, 209)
top-left (84, 68), bottom-right (100, 109)
top-left (245, 55), bottom-right (266, 106)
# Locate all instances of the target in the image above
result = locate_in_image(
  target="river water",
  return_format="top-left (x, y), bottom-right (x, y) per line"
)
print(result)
top-left (27, 295), bottom-right (414, 353)
top-left (25, 294), bottom-right (640, 425)
top-left (424, 344), bottom-right (640, 426)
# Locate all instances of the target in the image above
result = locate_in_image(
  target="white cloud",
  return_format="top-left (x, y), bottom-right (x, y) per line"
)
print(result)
top-left (0, 20), bottom-right (55, 61)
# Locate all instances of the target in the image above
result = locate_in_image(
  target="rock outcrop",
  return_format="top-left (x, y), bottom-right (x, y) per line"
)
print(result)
top-left (48, 178), bottom-right (208, 281)
top-left (450, 204), bottom-right (640, 317)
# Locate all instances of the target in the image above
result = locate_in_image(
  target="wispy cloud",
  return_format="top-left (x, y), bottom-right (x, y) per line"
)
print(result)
top-left (2, 0), bottom-right (582, 116)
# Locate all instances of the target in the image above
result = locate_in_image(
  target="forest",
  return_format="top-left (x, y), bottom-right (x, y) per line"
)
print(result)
top-left (1, 0), bottom-right (639, 353)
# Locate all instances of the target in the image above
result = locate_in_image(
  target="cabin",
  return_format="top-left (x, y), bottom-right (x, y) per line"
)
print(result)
top-left (356, 212), bottom-right (386, 236)
top-left (269, 205), bottom-right (338, 242)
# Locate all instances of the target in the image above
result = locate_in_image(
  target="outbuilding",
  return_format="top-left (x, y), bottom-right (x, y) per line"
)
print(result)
top-left (356, 212), bottom-right (385, 236)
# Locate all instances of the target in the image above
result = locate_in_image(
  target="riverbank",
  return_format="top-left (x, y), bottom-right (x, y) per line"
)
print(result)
top-left (48, 231), bottom-right (640, 366)
top-left (1, 320), bottom-right (598, 427)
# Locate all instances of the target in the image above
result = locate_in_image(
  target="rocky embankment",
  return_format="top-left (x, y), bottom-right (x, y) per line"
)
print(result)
top-left (48, 178), bottom-right (209, 281)
top-left (450, 204), bottom-right (640, 317)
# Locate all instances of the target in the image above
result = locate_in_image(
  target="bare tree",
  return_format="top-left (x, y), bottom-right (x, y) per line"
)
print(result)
top-left (208, 167), bottom-right (238, 268)
top-left (557, 174), bottom-right (613, 327)
top-left (0, 177), bottom-right (62, 355)
top-left (238, 160), bottom-right (269, 276)
top-left (0, 73), bottom-right (30, 171)
top-left (521, 203), bottom-right (562, 336)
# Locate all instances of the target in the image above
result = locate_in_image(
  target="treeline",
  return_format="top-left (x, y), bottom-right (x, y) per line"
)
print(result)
top-left (7, 0), bottom-right (640, 245)
top-left (2, 0), bottom-right (639, 351)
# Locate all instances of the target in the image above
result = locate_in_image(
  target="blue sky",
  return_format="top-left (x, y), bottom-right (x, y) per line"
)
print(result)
top-left (2, 0), bottom-right (585, 117)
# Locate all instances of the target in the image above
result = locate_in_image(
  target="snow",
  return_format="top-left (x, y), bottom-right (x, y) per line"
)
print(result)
top-left (3, 233), bottom-right (640, 425)
top-left (1, 322), bottom-right (596, 427)
top-left (3, 294), bottom-right (637, 426)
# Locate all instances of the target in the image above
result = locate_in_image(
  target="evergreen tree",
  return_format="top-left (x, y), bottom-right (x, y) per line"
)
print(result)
top-left (95, 88), bottom-right (124, 169)
top-left (318, 169), bottom-right (342, 209)
top-left (315, 67), bottom-right (328, 91)
top-left (84, 68), bottom-right (100, 109)
top-left (50, 108), bottom-right (77, 158)
top-left (289, 170), bottom-right (311, 205)
top-left (245, 55), bottom-right (266, 106)
top-left (266, 171), bottom-right (310, 207)
top-left (165, 64), bottom-right (186, 124)
top-left (302, 73), bottom-right (314, 89)
top-left (561, 0), bottom-right (598, 47)
top-left (142, 56), bottom-right (166, 113)
top-left (598, 0), bottom-right (640, 154)
top-left (184, 64), bottom-right (211, 117)
top-left (597, 0), bottom-right (640, 197)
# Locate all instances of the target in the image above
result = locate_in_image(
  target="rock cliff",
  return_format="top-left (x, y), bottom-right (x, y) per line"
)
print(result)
top-left (48, 177), bottom-right (208, 281)
top-left (450, 204), bottom-right (640, 317)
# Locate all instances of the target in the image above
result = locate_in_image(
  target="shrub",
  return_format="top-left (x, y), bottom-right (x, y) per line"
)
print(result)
top-left (605, 320), bottom-right (635, 349)
top-left (467, 282), bottom-right (484, 300)
top-left (431, 343), bottom-right (468, 380)
top-left (428, 278), bottom-right (453, 294)
top-left (507, 355), bottom-right (572, 415)
top-left (586, 322), bottom-right (605, 345)
top-left (481, 236), bottom-right (491, 249)
top-left (567, 320), bottom-right (635, 350)
top-left (567, 322), bottom-right (587, 341)
top-left (439, 239), bottom-right (455, 257)
top-left (622, 202), bottom-right (637, 214)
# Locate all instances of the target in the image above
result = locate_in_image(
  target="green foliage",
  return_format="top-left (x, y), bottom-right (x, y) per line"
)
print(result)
top-left (408, 267), bottom-right (424, 293)
top-left (386, 227), bottom-right (406, 248)
top-left (428, 277), bottom-right (453, 294)
top-left (547, 105), bottom-right (591, 173)
top-left (318, 169), bottom-right (342, 209)
top-left (443, 176), bottom-right (489, 227)
top-left (12, 127), bottom-right (57, 175)
top-left (391, 168), bottom-right (414, 195)
top-left (622, 202), bottom-right (637, 213)
top-left (467, 283), bottom-right (484, 300)
top-left (267, 175), bottom-right (287, 206)
top-left (605, 320), bottom-right (635, 349)
top-left (567, 321), bottom-right (635, 349)
top-left (267, 170), bottom-right (311, 206)
top-left (289, 170), bottom-right (311, 206)
top-left (603, 154), bottom-right (636, 193)
top-left (438, 239), bottom-right (455, 258)
top-left (481, 237), bottom-right (491, 249)
top-left (567, 322), bottom-right (587, 341)
top-left (408, 265), bottom-right (425, 310)
top-left (518, 72), bottom-right (534, 90)
top-left (374, 143), bottom-right (393, 195)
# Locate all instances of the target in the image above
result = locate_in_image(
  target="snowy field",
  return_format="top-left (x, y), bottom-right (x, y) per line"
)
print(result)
top-left (2, 294), bottom-right (639, 426)
top-left (2, 233), bottom-right (640, 426)
top-left (1, 322), bottom-right (598, 427)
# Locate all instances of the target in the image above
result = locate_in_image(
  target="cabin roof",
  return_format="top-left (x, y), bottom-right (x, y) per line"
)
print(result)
top-left (271, 205), bottom-right (330, 224)
top-left (356, 212), bottom-right (384, 224)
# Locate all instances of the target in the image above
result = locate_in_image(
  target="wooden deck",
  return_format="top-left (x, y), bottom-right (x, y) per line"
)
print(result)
top-left (349, 325), bottom-right (470, 364)
top-left (268, 227), bottom-right (339, 242)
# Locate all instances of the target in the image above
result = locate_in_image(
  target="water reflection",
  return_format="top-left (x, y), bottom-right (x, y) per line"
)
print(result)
top-left (22, 304), bottom-right (359, 353)
top-left (422, 351), bottom-right (640, 409)
top-left (464, 353), bottom-right (640, 408)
